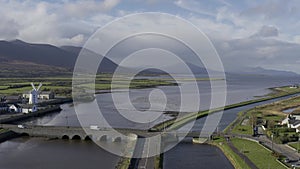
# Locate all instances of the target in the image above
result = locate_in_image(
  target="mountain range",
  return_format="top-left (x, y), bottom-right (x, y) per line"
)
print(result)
top-left (0, 39), bottom-right (298, 77)
top-left (0, 40), bottom-right (118, 77)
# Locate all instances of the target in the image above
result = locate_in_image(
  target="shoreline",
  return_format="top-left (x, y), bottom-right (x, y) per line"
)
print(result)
top-left (209, 140), bottom-right (251, 169)
top-left (1, 84), bottom-right (299, 169)
top-left (0, 106), bottom-right (62, 124)
top-left (0, 130), bottom-right (20, 143)
top-left (151, 86), bottom-right (300, 132)
top-left (159, 86), bottom-right (300, 169)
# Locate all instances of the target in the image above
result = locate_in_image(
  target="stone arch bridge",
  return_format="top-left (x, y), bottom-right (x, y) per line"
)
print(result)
top-left (0, 124), bottom-right (218, 143)
top-left (0, 124), bottom-right (140, 142)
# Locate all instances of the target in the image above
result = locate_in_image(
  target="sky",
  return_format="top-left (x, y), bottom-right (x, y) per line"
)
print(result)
top-left (1, 0), bottom-right (300, 73)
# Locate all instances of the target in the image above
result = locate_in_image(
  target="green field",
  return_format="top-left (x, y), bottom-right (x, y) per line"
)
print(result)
top-left (0, 74), bottom-right (227, 97)
top-left (288, 142), bottom-right (300, 152)
top-left (0, 128), bottom-right (8, 134)
top-left (211, 137), bottom-right (251, 169)
top-left (231, 138), bottom-right (286, 169)
top-left (268, 86), bottom-right (300, 97)
top-left (0, 75), bottom-right (178, 96)
top-left (231, 124), bottom-right (253, 135)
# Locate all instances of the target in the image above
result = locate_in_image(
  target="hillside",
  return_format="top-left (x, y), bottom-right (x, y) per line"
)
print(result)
top-left (0, 39), bottom-right (298, 78)
top-left (0, 40), bottom-right (118, 77)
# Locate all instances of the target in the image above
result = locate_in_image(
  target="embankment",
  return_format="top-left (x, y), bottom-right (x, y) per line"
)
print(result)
top-left (0, 106), bottom-right (62, 124)
top-left (0, 130), bottom-right (20, 143)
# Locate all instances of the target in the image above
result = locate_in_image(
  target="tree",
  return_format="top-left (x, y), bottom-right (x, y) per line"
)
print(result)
top-left (267, 119), bottom-right (275, 129)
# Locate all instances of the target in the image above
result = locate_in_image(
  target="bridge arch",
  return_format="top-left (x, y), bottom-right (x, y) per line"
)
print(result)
top-left (98, 135), bottom-right (108, 142)
top-left (62, 135), bottom-right (70, 140)
top-left (71, 135), bottom-right (82, 140)
top-left (20, 132), bottom-right (30, 137)
top-left (84, 135), bottom-right (92, 141)
top-left (113, 137), bottom-right (122, 142)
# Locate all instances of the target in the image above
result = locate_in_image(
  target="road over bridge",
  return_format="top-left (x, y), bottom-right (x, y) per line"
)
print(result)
top-left (0, 124), bottom-right (143, 142)
top-left (0, 124), bottom-right (218, 143)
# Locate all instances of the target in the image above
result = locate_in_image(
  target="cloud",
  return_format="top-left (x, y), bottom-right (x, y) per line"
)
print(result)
top-left (251, 25), bottom-right (279, 38)
top-left (241, 1), bottom-right (300, 20)
top-left (174, 0), bottom-right (230, 17)
top-left (0, 14), bottom-right (19, 40)
top-left (0, 0), bottom-right (300, 73)
top-left (174, 0), bottom-right (214, 16)
top-left (214, 36), bottom-right (300, 73)
top-left (0, 0), bottom-right (120, 46)
top-left (64, 0), bottom-right (120, 18)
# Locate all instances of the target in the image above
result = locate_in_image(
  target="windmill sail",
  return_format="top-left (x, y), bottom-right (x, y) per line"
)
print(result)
top-left (31, 83), bottom-right (36, 91)
top-left (29, 82), bottom-right (42, 105)
top-left (37, 83), bottom-right (42, 91)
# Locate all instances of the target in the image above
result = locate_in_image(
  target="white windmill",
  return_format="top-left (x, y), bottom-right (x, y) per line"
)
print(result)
top-left (29, 83), bottom-right (42, 105)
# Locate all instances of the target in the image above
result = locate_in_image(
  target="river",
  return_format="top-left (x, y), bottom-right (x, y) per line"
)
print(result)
top-left (0, 137), bottom-right (119, 169)
top-left (164, 92), bottom-right (300, 169)
top-left (0, 75), bottom-right (299, 169)
top-left (22, 75), bottom-right (295, 128)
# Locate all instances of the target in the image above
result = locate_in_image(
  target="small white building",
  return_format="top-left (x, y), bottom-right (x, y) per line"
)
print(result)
top-left (23, 91), bottom-right (55, 100)
top-left (290, 84), bottom-right (299, 89)
top-left (8, 104), bottom-right (22, 113)
top-left (39, 91), bottom-right (55, 100)
top-left (21, 104), bottom-right (37, 114)
top-left (290, 121), bottom-right (300, 129)
top-left (282, 114), bottom-right (300, 126)
top-left (282, 114), bottom-right (300, 132)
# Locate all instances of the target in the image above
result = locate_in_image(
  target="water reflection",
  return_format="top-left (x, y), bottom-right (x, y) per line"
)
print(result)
top-left (0, 137), bottom-right (120, 169)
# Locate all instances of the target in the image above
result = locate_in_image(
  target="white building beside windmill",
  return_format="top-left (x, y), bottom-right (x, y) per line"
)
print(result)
top-left (29, 83), bottom-right (42, 104)
top-left (21, 104), bottom-right (37, 114)
top-left (23, 83), bottom-right (54, 101)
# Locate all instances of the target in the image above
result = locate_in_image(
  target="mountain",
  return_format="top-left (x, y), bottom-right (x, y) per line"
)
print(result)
top-left (0, 40), bottom-right (76, 68)
top-left (160, 62), bottom-right (225, 77)
top-left (0, 39), bottom-right (299, 78)
top-left (229, 67), bottom-right (299, 77)
top-left (0, 40), bottom-right (118, 77)
top-left (60, 45), bottom-right (119, 73)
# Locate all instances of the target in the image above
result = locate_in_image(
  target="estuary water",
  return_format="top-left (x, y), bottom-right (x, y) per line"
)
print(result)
top-left (0, 137), bottom-right (119, 169)
top-left (0, 75), bottom-right (299, 169)
top-left (23, 75), bottom-right (294, 128)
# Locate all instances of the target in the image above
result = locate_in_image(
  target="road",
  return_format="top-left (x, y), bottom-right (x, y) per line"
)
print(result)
top-left (257, 135), bottom-right (300, 161)
top-left (136, 136), bottom-right (162, 169)
top-left (129, 137), bottom-right (145, 169)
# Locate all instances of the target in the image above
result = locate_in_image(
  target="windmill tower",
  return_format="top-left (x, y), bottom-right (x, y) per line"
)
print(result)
top-left (29, 83), bottom-right (42, 105)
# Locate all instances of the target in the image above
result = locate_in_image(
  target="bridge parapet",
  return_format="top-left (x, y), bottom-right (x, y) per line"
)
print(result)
top-left (0, 124), bottom-right (217, 143)
top-left (0, 124), bottom-right (139, 142)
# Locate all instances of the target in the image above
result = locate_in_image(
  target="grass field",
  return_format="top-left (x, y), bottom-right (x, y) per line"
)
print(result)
top-left (115, 157), bottom-right (131, 169)
top-left (231, 124), bottom-right (253, 135)
top-left (231, 138), bottom-right (286, 169)
top-left (0, 75), bottom-right (177, 96)
top-left (0, 74), bottom-right (225, 97)
top-left (288, 142), bottom-right (300, 152)
top-left (0, 128), bottom-right (8, 134)
top-left (269, 86), bottom-right (300, 97)
top-left (211, 137), bottom-right (251, 169)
